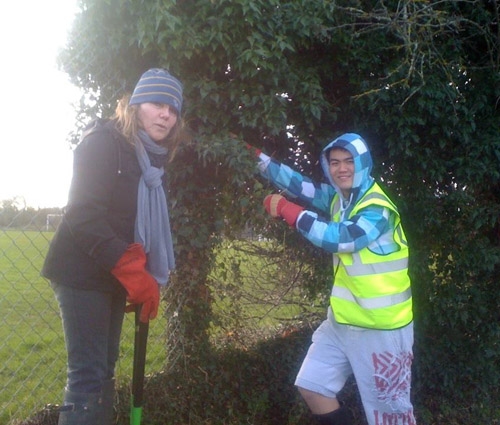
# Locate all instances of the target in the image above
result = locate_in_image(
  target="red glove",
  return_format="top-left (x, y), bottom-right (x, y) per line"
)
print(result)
top-left (111, 243), bottom-right (160, 323)
top-left (263, 194), bottom-right (304, 227)
top-left (246, 143), bottom-right (262, 157)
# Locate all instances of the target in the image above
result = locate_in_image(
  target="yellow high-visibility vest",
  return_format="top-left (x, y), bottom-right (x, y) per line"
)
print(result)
top-left (330, 184), bottom-right (413, 329)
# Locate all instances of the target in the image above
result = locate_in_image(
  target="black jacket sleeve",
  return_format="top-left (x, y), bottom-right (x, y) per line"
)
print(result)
top-left (63, 125), bottom-right (129, 270)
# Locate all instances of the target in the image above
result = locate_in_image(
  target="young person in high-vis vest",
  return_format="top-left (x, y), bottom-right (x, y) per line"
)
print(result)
top-left (255, 133), bottom-right (416, 425)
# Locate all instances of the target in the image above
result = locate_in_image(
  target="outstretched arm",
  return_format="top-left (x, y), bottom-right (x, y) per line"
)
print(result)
top-left (263, 193), bottom-right (396, 254)
top-left (296, 205), bottom-right (396, 254)
top-left (255, 151), bottom-right (335, 214)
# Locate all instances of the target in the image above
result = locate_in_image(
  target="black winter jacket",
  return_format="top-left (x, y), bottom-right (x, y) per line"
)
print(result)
top-left (42, 119), bottom-right (168, 292)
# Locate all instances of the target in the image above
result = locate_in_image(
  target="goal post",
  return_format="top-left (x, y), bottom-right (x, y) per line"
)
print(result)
top-left (45, 213), bottom-right (63, 231)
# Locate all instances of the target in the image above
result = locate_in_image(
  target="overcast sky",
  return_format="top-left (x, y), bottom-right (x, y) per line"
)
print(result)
top-left (0, 1), bottom-right (79, 208)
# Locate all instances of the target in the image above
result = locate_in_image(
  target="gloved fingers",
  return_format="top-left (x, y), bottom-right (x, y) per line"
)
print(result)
top-left (264, 194), bottom-right (285, 217)
top-left (125, 301), bottom-right (156, 323)
top-left (139, 300), bottom-right (152, 323)
top-left (124, 303), bottom-right (136, 314)
top-left (245, 143), bottom-right (262, 157)
top-left (139, 295), bottom-right (159, 323)
top-left (149, 297), bottom-right (159, 321)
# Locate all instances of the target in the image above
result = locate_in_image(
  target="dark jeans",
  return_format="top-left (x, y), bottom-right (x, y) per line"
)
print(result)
top-left (52, 282), bottom-right (126, 393)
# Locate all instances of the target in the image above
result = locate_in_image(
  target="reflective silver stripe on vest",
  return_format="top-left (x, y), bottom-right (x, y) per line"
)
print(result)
top-left (358, 192), bottom-right (391, 205)
top-left (332, 286), bottom-right (412, 309)
top-left (343, 253), bottom-right (408, 276)
top-left (396, 225), bottom-right (407, 246)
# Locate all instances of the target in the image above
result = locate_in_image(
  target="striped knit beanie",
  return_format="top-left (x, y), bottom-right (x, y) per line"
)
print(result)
top-left (129, 68), bottom-right (183, 114)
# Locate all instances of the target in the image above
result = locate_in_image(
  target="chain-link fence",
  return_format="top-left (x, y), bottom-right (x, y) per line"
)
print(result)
top-left (2, 9), bottom-right (325, 419)
top-left (0, 208), bottom-right (180, 424)
top-left (1, 204), bottom-right (324, 425)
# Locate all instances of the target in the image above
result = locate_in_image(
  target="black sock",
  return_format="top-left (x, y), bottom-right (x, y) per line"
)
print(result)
top-left (312, 406), bottom-right (352, 425)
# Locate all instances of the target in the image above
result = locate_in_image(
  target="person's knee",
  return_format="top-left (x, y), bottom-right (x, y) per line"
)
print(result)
top-left (297, 386), bottom-right (340, 414)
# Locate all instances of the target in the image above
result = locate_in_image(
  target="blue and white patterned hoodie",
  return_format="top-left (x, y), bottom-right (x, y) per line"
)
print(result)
top-left (258, 133), bottom-right (398, 255)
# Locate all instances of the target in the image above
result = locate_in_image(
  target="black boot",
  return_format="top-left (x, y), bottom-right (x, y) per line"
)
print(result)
top-left (313, 406), bottom-right (353, 425)
top-left (58, 389), bottom-right (104, 425)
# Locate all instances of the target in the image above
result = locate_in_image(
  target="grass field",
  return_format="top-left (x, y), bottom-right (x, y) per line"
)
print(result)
top-left (1, 230), bottom-right (318, 425)
top-left (0, 231), bottom-right (172, 425)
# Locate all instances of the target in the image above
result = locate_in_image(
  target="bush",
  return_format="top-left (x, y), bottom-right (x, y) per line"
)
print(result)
top-left (19, 318), bottom-right (500, 425)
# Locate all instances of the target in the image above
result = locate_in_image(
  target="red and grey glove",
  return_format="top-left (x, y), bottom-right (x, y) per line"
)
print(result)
top-left (245, 143), bottom-right (262, 157)
top-left (111, 243), bottom-right (160, 323)
top-left (263, 194), bottom-right (304, 227)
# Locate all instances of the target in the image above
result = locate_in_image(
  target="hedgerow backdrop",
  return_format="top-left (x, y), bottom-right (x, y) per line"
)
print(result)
top-left (4, 0), bottom-right (500, 424)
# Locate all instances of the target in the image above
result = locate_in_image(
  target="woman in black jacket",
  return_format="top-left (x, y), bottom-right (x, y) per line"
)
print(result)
top-left (43, 68), bottom-right (185, 425)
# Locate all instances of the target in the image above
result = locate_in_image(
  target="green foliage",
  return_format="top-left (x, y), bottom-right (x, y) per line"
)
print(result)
top-left (129, 328), bottom-right (313, 425)
top-left (21, 325), bottom-right (500, 424)
top-left (57, 0), bottom-right (500, 420)
top-left (208, 239), bottom-right (328, 345)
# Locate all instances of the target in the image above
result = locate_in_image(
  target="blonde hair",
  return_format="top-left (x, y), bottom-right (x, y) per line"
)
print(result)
top-left (113, 94), bottom-right (186, 161)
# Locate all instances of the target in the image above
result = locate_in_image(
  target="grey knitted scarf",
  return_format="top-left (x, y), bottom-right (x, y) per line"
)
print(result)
top-left (134, 130), bottom-right (175, 285)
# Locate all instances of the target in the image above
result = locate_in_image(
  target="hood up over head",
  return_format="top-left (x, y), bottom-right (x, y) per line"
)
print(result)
top-left (320, 133), bottom-right (374, 205)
